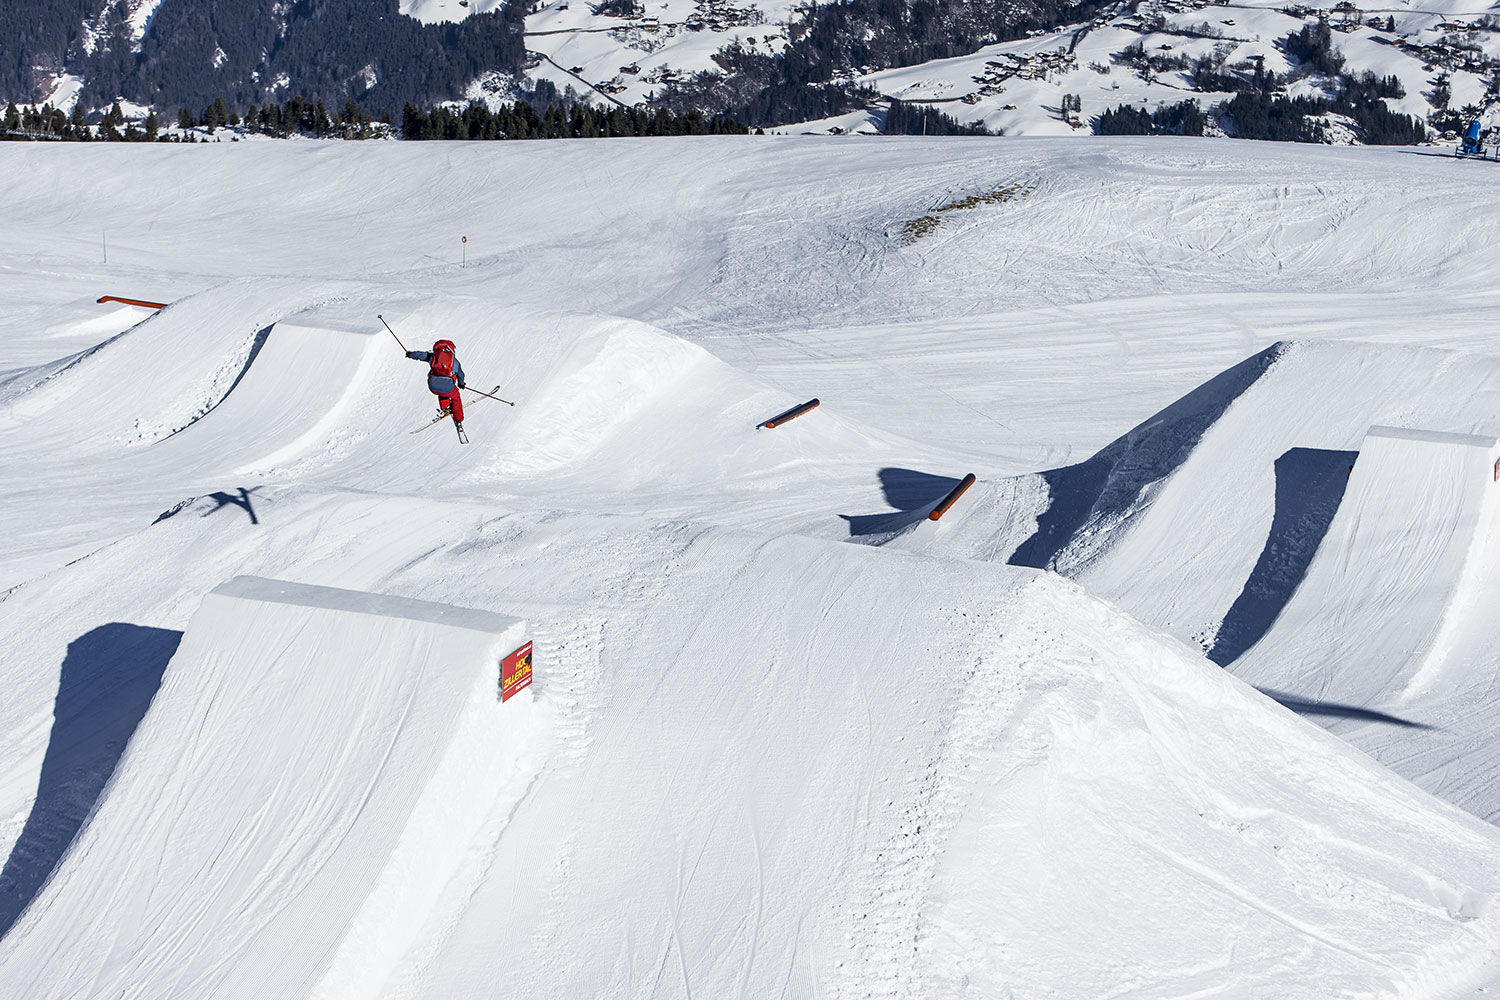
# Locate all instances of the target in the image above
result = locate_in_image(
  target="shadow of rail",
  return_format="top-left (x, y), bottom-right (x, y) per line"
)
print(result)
top-left (842, 468), bottom-right (962, 544)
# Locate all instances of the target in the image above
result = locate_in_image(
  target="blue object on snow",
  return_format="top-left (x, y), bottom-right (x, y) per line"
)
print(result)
top-left (1461, 120), bottom-right (1483, 155)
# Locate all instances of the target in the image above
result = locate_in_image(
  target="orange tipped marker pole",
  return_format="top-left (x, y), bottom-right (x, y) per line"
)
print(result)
top-left (97, 295), bottom-right (168, 309)
top-left (928, 473), bottom-right (977, 521)
top-left (758, 398), bottom-right (819, 429)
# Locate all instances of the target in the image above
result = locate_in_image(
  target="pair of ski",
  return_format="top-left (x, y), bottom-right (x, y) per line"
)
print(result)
top-left (410, 384), bottom-right (504, 444)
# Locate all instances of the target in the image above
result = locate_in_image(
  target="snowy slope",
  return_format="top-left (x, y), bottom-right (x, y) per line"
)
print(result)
top-left (855, 2), bottom-right (1488, 138)
top-left (1234, 425), bottom-right (1500, 697)
top-left (7, 137), bottom-right (1500, 996)
top-left (0, 577), bottom-right (543, 999)
top-left (926, 335), bottom-right (1500, 821)
top-left (500, 0), bottom-right (1499, 138)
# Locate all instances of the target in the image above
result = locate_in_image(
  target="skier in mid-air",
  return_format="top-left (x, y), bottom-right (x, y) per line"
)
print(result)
top-left (407, 340), bottom-right (467, 431)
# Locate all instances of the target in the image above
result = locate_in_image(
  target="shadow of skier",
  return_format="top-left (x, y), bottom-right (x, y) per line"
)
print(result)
top-left (152, 487), bottom-right (263, 526)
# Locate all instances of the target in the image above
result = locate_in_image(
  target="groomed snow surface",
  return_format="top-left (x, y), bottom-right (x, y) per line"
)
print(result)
top-left (4, 136), bottom-right (1500, 997)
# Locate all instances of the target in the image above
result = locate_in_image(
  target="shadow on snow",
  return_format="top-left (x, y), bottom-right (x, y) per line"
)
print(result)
top-left (0, 623), bottom-right (180, 940)
top-left (1208, 446), bottom-right (1357, 665)
top-left (153, 486), bottom-right (263, 526)
top-left (1259, 688), bottom-right (1433, 729)
top-left (1008, 343), bottom-right (1284, 571)
top-left (842, 468), bottom-right (963, 544)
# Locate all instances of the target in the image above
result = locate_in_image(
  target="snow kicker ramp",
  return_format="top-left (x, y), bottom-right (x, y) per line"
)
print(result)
top-left (985, 340), bottom-right (1500, 657)
top-left (1233, 425), bottom-right (1500, 701)
top-left (0, 576), bottom-right (544, 1000)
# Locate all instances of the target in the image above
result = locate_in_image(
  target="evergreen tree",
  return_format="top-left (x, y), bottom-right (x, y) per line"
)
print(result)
top-left (1095, 103), bottom-right (1153, 135)
top-left (1431, 72), bottom-right (1451, 110)
top-left (1283, 21), bottom-right (1344, 76)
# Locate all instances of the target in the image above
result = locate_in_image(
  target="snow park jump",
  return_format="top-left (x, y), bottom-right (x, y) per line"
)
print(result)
top-left (0, 577), bottom-right (544, 1000)
top-left (1233, 425), bottom-right (1500, 706)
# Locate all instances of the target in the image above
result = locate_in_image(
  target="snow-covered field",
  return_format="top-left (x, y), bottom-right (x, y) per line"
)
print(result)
top-left (5, 135), bottom-right (1500, 997)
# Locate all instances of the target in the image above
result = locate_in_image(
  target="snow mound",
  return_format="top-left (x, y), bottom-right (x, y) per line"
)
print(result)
top-left (0, 284), bottom-right (310, 450)
top-left (491, 318), bottom-right (723, 475)
top-left (917, 337), bottom-right (1500, 820)
top-left (481, 316), bottom-right (875, 494)
top-left (921, 572), bottom-right (1500, 999)
top-left (0, 576), bottom-right (547, 1000)
top-left (952, 340), bottom-right (1500, 654)
top-left (385, 529), bottom-right (1500, 999)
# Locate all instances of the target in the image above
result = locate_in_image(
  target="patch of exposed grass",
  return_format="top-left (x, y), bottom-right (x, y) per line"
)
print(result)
top-left (898, 182), bottom-right (1036, 244)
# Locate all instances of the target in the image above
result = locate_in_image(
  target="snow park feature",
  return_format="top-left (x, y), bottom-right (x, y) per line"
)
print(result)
top-left (927, 471), bottom-right (976, 521)
top-left (0, 576), bottom-right (543, 1000)
top-left (11, 137), bottom-right (1500, 996)
top-left (95, 295), bottom-right (168, 310)
top-left (1234, 426), bottom-right (1500, 700)
top-left (758, 397), bottom-right (819, 428)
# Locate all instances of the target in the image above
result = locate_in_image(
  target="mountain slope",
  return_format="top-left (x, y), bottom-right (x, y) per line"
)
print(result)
top-left (5, 136), bottom-right (1500, 995)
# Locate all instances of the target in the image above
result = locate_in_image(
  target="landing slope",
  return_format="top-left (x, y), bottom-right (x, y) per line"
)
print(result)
top-left (385, 531), bottom-right (1500, 1000)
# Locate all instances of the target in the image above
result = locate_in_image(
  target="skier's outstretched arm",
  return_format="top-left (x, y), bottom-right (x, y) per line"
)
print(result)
top-left (454, 359), bottom-right (466, 388)
top-left (406, 350), bottom-right (432, 362)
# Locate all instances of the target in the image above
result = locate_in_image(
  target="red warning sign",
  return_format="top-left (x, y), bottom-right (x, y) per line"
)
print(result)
top-left (501, 641), bottom-right (533, 702)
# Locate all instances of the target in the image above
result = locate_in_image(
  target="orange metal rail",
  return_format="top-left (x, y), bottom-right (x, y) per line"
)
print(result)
top-left (758, 398), bottom-right (820, 429)
top-left (928, 473), bottom-right (977, 521)
top-left (97, 295), bottom-right (168, 309)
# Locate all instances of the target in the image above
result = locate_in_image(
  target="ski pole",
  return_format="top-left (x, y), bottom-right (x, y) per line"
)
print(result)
top-left (464, 385), bottom-right (515, 406)
top-left (377, 314), bottom-right (408, 353)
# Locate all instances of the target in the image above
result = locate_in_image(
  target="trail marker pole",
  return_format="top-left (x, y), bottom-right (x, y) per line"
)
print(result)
top-left (462, 235), bottom-right (467, 268)
top-left (103, 231), bottom-right (107, 265)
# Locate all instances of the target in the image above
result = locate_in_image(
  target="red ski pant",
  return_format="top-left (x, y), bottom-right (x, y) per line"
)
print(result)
top-left (436, 389), bottom-right (464, 422)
